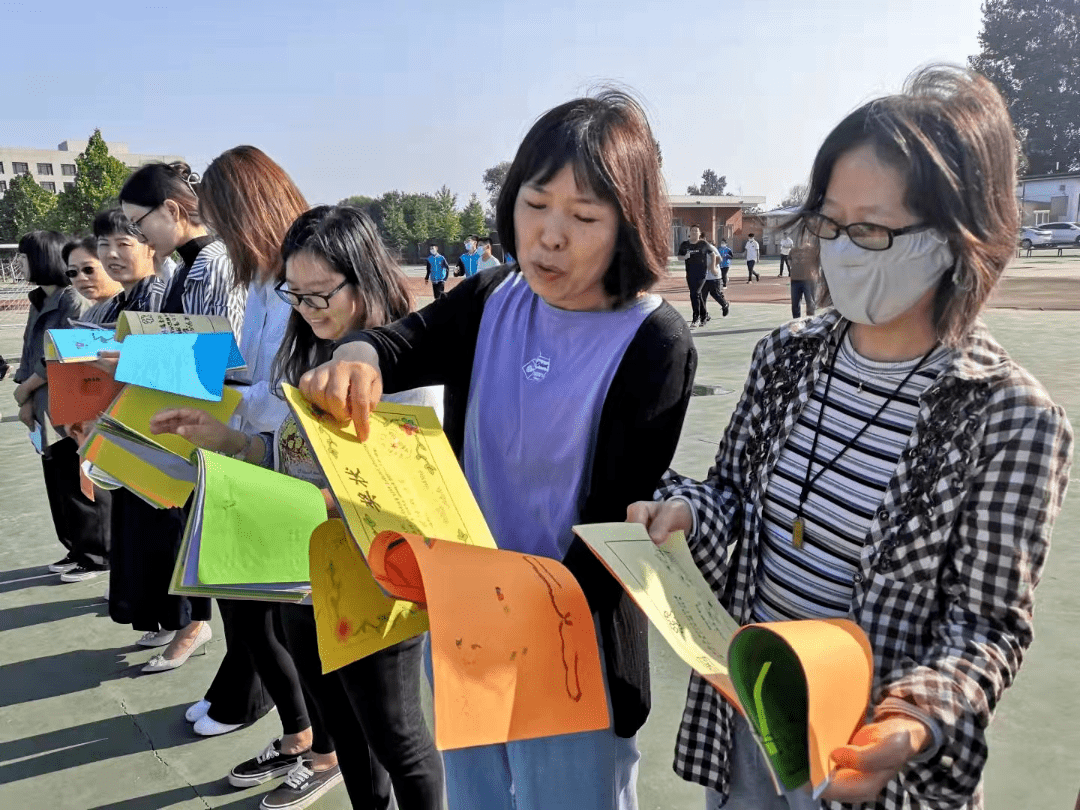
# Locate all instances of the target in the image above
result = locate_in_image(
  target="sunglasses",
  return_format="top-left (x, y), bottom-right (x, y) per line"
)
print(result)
top-left (65, 267), bottom-right (98, 278)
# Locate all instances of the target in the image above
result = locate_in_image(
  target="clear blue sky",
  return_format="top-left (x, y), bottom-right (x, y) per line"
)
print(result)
top-left (3, 0), bottom-right (985, 210)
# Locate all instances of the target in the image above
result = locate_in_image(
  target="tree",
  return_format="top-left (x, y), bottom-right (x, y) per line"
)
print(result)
top-left (970, 0), bottom-right (1080, 175)
top-left (482, 161), bottom-right (512, 213)
top-left (430, 185), bottom-right (462, 244)
top-left (460, 194), bottom-right (486, 239)
top-left (686, 169), bottom-right (728, 196)
top-left (780, 183), bottom-right (808, 208)
top-left (379, 192), bottom-right (410, 252)
top-left (0, 173), bottom-right (59, 242)
top-left (50, 130), bottom-right (131, 233)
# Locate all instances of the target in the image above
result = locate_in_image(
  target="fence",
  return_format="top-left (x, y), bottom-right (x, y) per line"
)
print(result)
top-left (0, 245), bottom-right (32, 331)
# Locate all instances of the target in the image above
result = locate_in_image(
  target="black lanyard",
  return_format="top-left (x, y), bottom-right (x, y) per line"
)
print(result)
top-left (791, 323), bottom-right (938, 548)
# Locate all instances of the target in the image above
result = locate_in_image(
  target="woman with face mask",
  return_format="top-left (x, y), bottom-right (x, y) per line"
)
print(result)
top-left (629, 67), bottom-right (1072, 810)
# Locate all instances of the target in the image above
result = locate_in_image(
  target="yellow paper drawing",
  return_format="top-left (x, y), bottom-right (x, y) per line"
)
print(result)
top-left (309, 519), bottom-right (430, 673)
top-left (114, 311), bottom-right (234, 340)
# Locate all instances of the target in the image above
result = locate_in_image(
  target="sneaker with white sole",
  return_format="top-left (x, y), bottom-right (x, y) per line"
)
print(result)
top-left (137, 629), bottom-right (176, 648)
top-left (60, 564), bottom-right (106, 583)
top-left (48, 555), bottom-right (78, 573)
top-left (185, 699), bottom-right (212, 723)
top-left (228, 738), bottom-right (310, 788)
top-left (260, 761), bottom-right (342, 809)
top-left (192, 713), bottom-right (242, 736)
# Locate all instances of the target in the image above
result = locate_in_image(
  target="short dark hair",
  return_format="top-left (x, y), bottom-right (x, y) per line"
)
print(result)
top-left (795, 65), bottom-right (1018, 347)
top-left (273, 205), bottom-right (414, 387)
top-left (62, 235), bottom-right (99, 265)
top-left (748, 233), bottom-right (754, 238)
top-left (119, 161), bottom-right (202, 224)
top-left (495, 90), bottom-right (670, 306)
top-left (18, 231), bottom-right (70, 286)
top-left (689, 224), bottom-right (701, 231)
top-left (93, 208), bottom-right (141, 239)
top-left (477, 236), bottom-right (492, 246)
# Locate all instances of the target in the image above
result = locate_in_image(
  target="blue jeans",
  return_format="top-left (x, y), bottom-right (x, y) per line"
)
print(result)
top-left (704, 714), bottom-right (820, 810)
top-left (790, 280), bottom-right (816, 319)
top-left (425, 622), bottom-right (640, 810)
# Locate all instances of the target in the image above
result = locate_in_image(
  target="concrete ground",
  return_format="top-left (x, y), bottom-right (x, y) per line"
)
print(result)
top-left (0, 269), bottom-right (1077, 808)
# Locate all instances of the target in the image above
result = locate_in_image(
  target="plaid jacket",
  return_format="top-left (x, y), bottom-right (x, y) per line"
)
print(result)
top-left (657, 309), bottom-right (1072, 810)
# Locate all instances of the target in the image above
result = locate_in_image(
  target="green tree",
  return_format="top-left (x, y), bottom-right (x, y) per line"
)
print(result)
top-left (50, 130), bottom-right (131, 233)
top-left (0, 173), bottom-right (59, 242)
top-left (430, 185), bottom-right (462, 244)
top-left (379, 192), bottom-right (410, 252)
top-left (970, 0), bottom-right (1080, 174)
top-left (687, 169), bottom-right (728, 196)
top-left (460, 193), bottom-right (486, 239)
top-left (482, 161), bottom-right (512, 213)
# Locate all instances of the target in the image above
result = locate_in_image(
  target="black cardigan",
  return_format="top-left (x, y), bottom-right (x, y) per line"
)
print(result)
top-left (350, 266), bottom-right (697, 736)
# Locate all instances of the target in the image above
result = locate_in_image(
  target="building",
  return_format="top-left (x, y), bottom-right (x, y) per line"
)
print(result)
top-left (669, 194), bottom-right (767, 253)
top-left (0, 140), bottom-right (185, 196)
top-left (1017, 172), bottom-right (1080, 225)
top-left (759, 205), bottom-right (802, 254)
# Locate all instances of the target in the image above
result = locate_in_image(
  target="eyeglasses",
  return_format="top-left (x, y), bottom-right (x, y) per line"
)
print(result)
top-left (130, 206), bottom-right (158, 242)
top-left (802, 211), bottom-right (931, 251)
top-left (66, 267), bottom-right (97, 278)
top-left (274, 279), bottom-right (349, 310)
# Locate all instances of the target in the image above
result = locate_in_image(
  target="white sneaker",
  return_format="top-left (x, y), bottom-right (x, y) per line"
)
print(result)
top-left (137, 629), bottom-right (176, 648)
top-left (193, 714), bottom-right (243, 736)
top-left (185, 699), bottom-right (212, 723)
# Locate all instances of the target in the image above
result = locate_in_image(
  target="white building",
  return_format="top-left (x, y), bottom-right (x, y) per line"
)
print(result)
top-left (1017, 172), bottom-right (1080, 225)
top-left (0, 140), bottom-right (185, 195)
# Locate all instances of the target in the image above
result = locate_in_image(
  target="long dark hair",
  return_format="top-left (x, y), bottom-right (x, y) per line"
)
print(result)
top-left (495, 90), bottom-right (670, 307)
top-left (18, 231), bottom-right (70, 287)
top-left (273, 205), bottom-right (413, 387)
top-left (119, 161), bottom-right (202, 224)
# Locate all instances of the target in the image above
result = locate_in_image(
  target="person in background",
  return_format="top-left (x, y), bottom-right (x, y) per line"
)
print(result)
top-left (10, 231), bottom-right (99, 581)
top-left (778, 233), bottom-right (794, 276)
top-left (424, 244), bottom-right (450, 299)
top-left (63, 236), bottom-right (122, 306)
top-left (477, 236), bottom-right (501, 271)
top-left (298, 91), bottom-right (696, 810)
top-left (454, 234), bottom-right (481, 278)
top-left (152, 205), bottom-right (444, 810)
top-left (717, 237), bottom-right (733, 287)
top-left (743, 232), bottom-right (760, 282)
top-left (700, 236), bottom-right (729, 320)
top-left (630, 66), bottom-right (1072, 810)
top-left (677, 224), bottom-right (711, 327)
top-left (788, 236), bottom-right (819, 319)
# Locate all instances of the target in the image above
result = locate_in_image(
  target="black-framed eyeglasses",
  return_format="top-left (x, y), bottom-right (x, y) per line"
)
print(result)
top-left (802, 211), bottom-right (931, 251)
top-left (274, 279), bottom-right (349, 310)
top-left (65, 266), bottom-right (97, 278)
top-left (129, 205), bottom-right (159, 242)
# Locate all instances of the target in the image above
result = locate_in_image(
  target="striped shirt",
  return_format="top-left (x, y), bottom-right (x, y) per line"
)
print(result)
top-left (165, 238), bottom-right (246, 334)
top-left (752, 331), bottom-right (948, 623)
top-left (83, 274), bottom-right (167, 324)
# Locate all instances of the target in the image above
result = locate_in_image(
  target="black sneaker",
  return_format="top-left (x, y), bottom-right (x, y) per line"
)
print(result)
top-left (49, 555), bottom-right (78, 573)
top-left (260, 761), bottom-right (342, 809)
top-left (722, 302), bottom-right (730, 317)
top-left (60, 564), bottom-right (106, 582)
top-left (228, 739), bottom-right (309, 788)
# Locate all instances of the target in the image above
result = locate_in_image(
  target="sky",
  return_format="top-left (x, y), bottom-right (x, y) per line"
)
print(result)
top-left (3, 0), bottom-right (986, 211)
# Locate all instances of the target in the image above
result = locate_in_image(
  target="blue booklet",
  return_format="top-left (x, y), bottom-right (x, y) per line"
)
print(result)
top-left (115, 332), bottom-right (236, 401)
top-left (45, 329), bottom-right (124, 362)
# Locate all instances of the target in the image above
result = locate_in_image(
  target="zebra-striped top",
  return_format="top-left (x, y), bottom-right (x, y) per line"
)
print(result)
top-left (165, 237), bottom-right (246, 334)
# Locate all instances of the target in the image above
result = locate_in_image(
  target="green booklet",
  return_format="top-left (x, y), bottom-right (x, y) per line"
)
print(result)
top-left (169, 449), bottom-right (327, 602)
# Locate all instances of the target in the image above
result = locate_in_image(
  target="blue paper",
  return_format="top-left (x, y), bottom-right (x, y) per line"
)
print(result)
top-left (47, 329), bottom-right (123, 362)
top-left (115, 332), bottom-right (234, 401)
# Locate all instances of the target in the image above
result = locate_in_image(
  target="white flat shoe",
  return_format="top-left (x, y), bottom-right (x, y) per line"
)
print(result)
top-left (185, 699), bottom-right (212, 723)
top-left (137, 629), bottom-right (175, 648)
top-left (193, 714), bottom-right (243, 736)
top-left (142, 623), bottom-right (211, 673)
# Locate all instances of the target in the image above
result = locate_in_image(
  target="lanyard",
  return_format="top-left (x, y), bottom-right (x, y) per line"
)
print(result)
top-left (791, 323), bottom-right (938, 548)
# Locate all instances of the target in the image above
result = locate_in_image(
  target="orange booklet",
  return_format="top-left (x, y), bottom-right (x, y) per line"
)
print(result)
top-left (46, 362), bottom-right (124, 425)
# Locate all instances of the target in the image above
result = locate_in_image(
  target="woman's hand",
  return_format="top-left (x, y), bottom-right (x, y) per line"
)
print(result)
top-left (149, 407), bottom-right (241, 454)
top-left (821, 714), bottom-right (931, 803)
top-left (92, 350), bottom-right (120, 377)
top-left (18, 401), bottom-right (36, 430)
top-left (625, 499), bottom-right (693, 545)
top-left (298, 342), bottom-right (383, 441)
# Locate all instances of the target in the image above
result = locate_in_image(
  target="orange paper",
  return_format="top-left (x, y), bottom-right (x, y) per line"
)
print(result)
top-left (46, 362), bottom-right (124, 425)
top-left (368, 531), bottom-right (610, 750)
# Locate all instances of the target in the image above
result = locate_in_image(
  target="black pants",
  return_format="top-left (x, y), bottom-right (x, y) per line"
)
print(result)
top-left (685, 267), bottom-right (707, 322)
top-left (40, 437), bottom-right (111, 568)
top-left (203, 600), bottom-right (308, 729)
top-left (747, 259), bottom-right (759, 280)
top-left (720, 265), bottom-right (729, 287)
top-left (700, 279), bottom-right (728, 319)
top-left (108, 489), bottom-right (211, 632)
top-left (277, 604), bottom-right (443, 810)
top-left (791, 279), bottom-right (817, 318)
top-left (431, 281), bottom-right (445, 300)
top-left (778, 254), bottom-right (791, 276)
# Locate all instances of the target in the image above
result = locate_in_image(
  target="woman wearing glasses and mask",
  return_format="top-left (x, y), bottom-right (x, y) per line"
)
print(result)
top-left (629, 67), bottom-right (1072, 810)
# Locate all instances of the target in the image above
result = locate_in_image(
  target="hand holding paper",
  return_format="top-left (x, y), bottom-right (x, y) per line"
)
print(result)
top-left (821, 716), bottom-right (931, 804)
top-left (150, 407), bottom-right (241, 455)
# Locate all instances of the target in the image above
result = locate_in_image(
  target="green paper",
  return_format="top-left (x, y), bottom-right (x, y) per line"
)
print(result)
top-left (195, 451), bottom-right (326, 585)
top-left (729, 627), bottom-right (810, 791)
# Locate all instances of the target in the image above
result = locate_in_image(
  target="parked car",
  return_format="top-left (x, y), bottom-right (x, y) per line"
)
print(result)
top-left (1019, 226), bottom-right (1055, 249)
top-left (1039, 222), bottom-right (1080, 245)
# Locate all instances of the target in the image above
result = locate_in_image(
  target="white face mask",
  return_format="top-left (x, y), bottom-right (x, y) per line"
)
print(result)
top-left (820, 229), bottom-right (954, 325)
